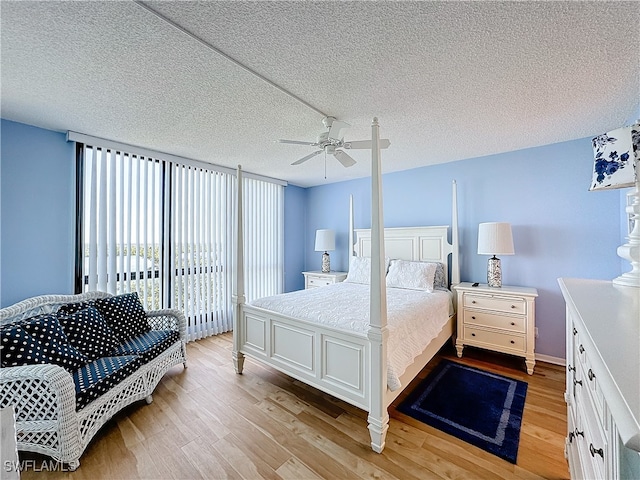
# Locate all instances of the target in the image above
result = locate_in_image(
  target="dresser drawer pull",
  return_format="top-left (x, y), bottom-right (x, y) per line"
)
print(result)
top-left (573, 379), bottom-right (583, 387)
top-left (471, 333), bottom-right (476, 337)
top-left (573, 327), bottom-right (577, 336)
top-left (574, 429), bottom-right (584, 438)
top-left (510, 321), bottom-right (516, 326)
top-left (510, 340), bottom-right (515, 344)
top-left (568, 431), bottom-right (575, 443)
top-left (589, 444), bottom-right (604, 459)
top-left (568, 365), bottom-right (576, 372)
top-left (588, 369), bottom-right (596, 381)
top-left (471, 300), bottom-right (476, 304)
top-left (511, 305), bottom-right (516, 309)
top-left (579, 344), bottom-right (585, 354)
top-left (471, 316), bottom-right (476, 320)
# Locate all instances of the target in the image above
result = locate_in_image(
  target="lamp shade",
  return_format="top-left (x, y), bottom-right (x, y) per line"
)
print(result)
top-left (590, 122), bottom-right (639, 191)
top-left (315, 229), bottom-right (335, 252)
top-left (478, 222), bottom-right (514, 256)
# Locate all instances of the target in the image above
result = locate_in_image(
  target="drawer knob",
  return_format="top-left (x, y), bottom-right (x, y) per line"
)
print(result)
top-left (573, 327), bottom-right (577, 336)
top-left (568, 365), bottom-right (576, 372)
top-left (511, 305), bottom-right (516, 309)
top-left (588, 369), bottom-right (596, 381)
top-left (589, 444), bottom-right (604, 459)
top-left (510, 322), bottom-right (516, 326)
top-left (568, 431), bottom-right (575, 443)
top-left (574, 428), bottom-right (584, 438)
top-left (573, 379), bottom-right (583, 387)
top-left (471, 333), bottom-right (476, 337)
top-left (471, 300), bottom-right (476, 304)
top-left (471, 316), bottom-right (476, 320)
top-left (579, 344), bottom-right (585, 354)
top-left (510, 340), bottom-right (515, 344)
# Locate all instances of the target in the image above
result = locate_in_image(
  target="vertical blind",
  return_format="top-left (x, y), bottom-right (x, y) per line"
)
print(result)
top-left (79, 143), bottom-right (284, 341)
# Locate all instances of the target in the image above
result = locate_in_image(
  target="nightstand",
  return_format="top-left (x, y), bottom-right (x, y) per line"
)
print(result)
top-left (454, 282), bottom-right (538, 374)
top-left (302, 271), bottom-right (347, 289)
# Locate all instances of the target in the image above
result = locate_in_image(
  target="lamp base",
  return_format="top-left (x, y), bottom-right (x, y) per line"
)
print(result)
top-left (613, 179), bottom-right (640, 288)
top-left (322, 252), bottom-right (330, 273)
top-left (487, 255), bottom-right (502, 287)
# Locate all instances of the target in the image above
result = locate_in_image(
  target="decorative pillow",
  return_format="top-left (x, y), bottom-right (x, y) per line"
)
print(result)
top-left (95, 293), bottom-right (150, 343)
top-left (1, 324), bottom-right (49, 367)
top-left (433, 262), bottom-right (446, 289)
top-left (386, 260), bottom-right (438, 292)
top-left (18, 314), bottom-right (89, 371)
top-left (57, 300), bottom-right (96, 316)
top-left (57, 306), bottom-right (121, 361)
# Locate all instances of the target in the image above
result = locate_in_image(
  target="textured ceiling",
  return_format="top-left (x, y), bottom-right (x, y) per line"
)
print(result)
top-left (2, 1), bottom-right (639, 187)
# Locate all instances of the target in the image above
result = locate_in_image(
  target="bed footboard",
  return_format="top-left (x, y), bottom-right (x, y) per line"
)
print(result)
top-left (236, 305), bottom-right (370, 410)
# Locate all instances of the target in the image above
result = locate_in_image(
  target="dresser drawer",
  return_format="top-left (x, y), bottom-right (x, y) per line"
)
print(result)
top-left (462, 310), bottom-right (526, 333)
top-left (463, 293), bottom-right (526, 315)
top-left (463, 326), bottom-right (526, 353)
top-left (306, 276), bottom-right (332, 288)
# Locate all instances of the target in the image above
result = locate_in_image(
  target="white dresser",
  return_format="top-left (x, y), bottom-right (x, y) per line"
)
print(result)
top-left (454, 282), bottom-right (538, 374)
top-left (559, 278), bottom-right (640, 479)
top-left (302, 271), bottom-right (347, 289)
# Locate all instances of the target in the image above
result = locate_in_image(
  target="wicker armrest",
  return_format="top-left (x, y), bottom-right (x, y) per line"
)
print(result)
top-left (146, 309), bottom-right (187, 342)
top-left (0, 363), bottom-right (77, 423)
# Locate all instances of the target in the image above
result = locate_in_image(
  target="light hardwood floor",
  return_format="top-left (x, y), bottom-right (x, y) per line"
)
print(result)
top-left (19, 333), bottom-right (569, 479)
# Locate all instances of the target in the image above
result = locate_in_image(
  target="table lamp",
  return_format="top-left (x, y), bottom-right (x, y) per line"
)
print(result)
top-left (315, 229), bottom-right (335, 273)
top-left (478, 222), bottom-right (514, 287)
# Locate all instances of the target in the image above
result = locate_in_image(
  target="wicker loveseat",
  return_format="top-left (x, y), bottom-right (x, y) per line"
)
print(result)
top-left (0, 291), bottom-right (187, 470)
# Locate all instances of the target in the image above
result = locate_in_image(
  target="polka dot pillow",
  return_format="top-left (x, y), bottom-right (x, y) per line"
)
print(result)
top-left (2, 314), bottom-right (89, 372)
top-left (1, 324), bottom-right (49, 367)
top-left (95, 293), bottom-right (150, 343)
top-left (57, 306), bottom-right (121, 361)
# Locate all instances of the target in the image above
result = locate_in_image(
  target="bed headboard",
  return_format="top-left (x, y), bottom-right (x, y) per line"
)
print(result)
top-left (354, 226), bottom-right (455, 285)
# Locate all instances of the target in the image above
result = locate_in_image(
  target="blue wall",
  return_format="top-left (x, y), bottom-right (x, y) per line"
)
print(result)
top-left (1, 120), bottom-right (76, 306)
top-left (283, 184), bottom-right (307, 292)
top-left (303, 138), bottom-right (623, 359)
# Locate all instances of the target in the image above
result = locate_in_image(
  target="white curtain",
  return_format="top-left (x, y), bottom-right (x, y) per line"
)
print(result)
top-left (80, 142), bottom-right (284, 342)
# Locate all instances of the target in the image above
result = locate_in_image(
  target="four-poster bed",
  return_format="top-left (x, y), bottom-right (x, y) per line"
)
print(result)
top-left (232, 118), bottom-right (460, 453)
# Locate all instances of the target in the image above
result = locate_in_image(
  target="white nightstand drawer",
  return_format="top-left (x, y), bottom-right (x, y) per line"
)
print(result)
top-left (462, 310), bottom-right (525, 333)
top-left (464, 326), bottom-right (526, 352)
top-left (307, 277), bottom-right (332, 288)
top-left (464, 293), bottom-right (526, 315)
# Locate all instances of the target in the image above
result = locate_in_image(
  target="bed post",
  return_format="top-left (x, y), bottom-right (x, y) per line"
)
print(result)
top-left (232, 165), bottom-right (245, 374)
top-left (367, 118), bottom-right (389, 453)
top-left (451, 180), bottom-right (460, 286)
top-left (349, 194), bottom-right (355, 258)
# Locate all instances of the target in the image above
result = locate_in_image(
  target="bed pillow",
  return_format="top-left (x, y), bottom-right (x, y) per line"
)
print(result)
top-left (386, 260), bottom-right (438, 292)
top-left (344, 256), bottom-right (371, 284)
top-left (344, 256), bottom-right (391, 284)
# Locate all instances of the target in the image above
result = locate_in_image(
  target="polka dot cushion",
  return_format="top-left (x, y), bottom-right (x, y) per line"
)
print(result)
top-left (57, 300), bottom-right (96, 315)
top-left (73, 355), bottom-right (142, 410)
top-left (111, 330), bottom-right (180, 363)
top-left (57, 307), bottom-right (121, 361)
top-left (1, 324), bottom-right (49, 366)
top-left (12, 314), bottom-right (89, 372)
top-left (95, 293), bottom-right (150, 343)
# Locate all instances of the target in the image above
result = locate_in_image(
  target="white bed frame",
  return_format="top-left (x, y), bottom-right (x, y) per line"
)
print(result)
top-left (232, 118), bottom-right (460, 453)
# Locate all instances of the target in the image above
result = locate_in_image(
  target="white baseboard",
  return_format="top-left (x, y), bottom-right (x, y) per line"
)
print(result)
top-left (536, 353), bottom-right (565, 366)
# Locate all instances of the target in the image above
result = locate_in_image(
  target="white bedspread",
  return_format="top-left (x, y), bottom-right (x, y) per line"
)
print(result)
top-left (249, 282), bottom-right (452, 391)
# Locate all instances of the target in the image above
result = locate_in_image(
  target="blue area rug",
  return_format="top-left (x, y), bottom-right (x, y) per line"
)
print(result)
top-left (397, 359), bottom-right (527, 463)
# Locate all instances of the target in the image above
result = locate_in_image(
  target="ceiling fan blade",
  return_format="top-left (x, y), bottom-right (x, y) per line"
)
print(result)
top-left (291, 150), bottom-right (322, 165)
top-left (278, 139), bottom-right (318, 146)
top-left (343, 139), bottom-right (391, 150)
top-left (328, 120), bottom-right (350, 140)
top-left (333, 150), bottom-right (357, 168)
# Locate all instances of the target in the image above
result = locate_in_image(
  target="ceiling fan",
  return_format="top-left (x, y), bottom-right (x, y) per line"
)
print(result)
top-left (278, 116), bottom-right (390, 167)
